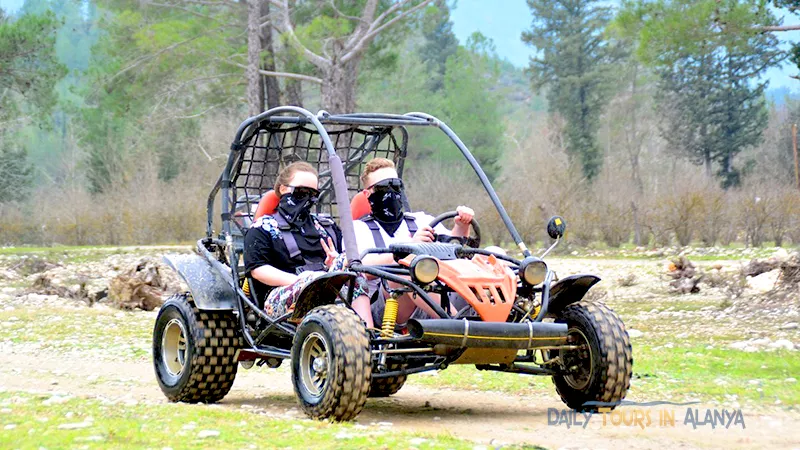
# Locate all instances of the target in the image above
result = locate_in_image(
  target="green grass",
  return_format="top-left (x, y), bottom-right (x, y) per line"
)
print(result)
top-left (632, 345), bottom-right (800, 407)
top-left (408, 346), bottom-right (800, 411)
top-left (0, 392), bottom-right (481, 450)
top-left (0, 308), bottom-right (153, 359)
top-left (0, 245), bottom-right (191, 265)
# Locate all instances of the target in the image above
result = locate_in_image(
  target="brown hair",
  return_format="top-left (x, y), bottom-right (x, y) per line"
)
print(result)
top-left (274, 161), bottom-right (317, 192)
top-left (361, 157), bottom-right (395, 186)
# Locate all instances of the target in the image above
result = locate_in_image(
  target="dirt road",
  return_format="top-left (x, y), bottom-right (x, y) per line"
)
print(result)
top-left (1, 350), bottom-right (798, 450)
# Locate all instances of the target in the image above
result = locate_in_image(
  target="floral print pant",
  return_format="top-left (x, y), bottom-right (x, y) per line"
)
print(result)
top-left (264, 254), bottom-right (368, 319)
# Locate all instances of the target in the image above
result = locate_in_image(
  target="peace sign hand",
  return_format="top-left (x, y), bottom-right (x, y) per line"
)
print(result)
top-left (320, 236), bottom-right (340, 268)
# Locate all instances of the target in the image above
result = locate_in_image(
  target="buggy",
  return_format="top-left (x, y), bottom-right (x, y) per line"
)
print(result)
top-left (152, 107), bottom-right (633, 421)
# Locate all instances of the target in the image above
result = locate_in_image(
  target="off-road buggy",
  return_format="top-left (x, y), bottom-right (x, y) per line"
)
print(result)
top-left (153, 107), bottom-right (633, 421)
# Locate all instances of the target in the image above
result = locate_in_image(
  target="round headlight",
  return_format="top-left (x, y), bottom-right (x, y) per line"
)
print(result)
top-left (410, 256), bottom-right (439, 284)
top-left (520, 257), bottom-right (547, 286)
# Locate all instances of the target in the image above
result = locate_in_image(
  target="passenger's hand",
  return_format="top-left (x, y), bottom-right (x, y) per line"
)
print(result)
top-left (412, 225), bottom-right (435, 243)
top-left (454, 205), bottom-right (474, 226)
top-left (320, 237), bottom-right (339, 268)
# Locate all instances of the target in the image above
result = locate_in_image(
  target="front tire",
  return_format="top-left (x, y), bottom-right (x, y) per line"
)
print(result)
top-left (551, 301), bottom-right (632, 412)
top-left (291, 305), bottom-right (371, 421)
top-left (153, 293), bottom-right (241, 403)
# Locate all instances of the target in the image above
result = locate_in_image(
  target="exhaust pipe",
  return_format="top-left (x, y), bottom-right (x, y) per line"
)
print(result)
top-left (407, 319), bottom-right (568, 349)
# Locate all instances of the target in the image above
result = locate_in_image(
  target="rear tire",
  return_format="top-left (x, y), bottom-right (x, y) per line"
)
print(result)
top-left (551, 301), bottom-right (632, 412)
top-left (291, 305), bottom-right (371, 421)
top-left (153, 293), bottom-right (241, 403)
top-left (369, 362), bottom-right (407, 397)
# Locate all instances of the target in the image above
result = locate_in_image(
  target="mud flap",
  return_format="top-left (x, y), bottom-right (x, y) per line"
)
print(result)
top-left (162, 254), bottom-right (236, 310)
top-left (546, 274), bottom-right (601, 316)
top-left (290, 271), bottom-right (358, 321)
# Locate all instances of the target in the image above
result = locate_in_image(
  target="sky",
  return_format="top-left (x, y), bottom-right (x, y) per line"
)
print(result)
top-left (2, 0), bottom-right (799, 91)
top-left (451, 0), bottom-right (800, 92)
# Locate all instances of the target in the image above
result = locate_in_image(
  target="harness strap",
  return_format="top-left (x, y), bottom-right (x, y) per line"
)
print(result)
top-left (364, 218), bottom-right (385, 248)
top-left (362, 214), bottom-right (418, 248)
top-left (272, 213), bottom-right (301, 259)
top-left (272, 213), bottom-right (335, 274)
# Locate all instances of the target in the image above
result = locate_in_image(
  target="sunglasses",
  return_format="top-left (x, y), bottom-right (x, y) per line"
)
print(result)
top-left (368, 178), bottom-right (404, 193)
top-left (285, 185), bottom-right (320, 203)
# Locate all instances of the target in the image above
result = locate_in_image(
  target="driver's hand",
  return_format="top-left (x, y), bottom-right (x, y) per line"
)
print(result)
top-left (412, 225), bottom-right (435, 243)
top-left (454, 206), bottom-right (475, 226)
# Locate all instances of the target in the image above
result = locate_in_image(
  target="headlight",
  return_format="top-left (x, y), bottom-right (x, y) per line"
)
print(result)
top-left (410, 256), bottom-right (439, 284)
top-left (519, 257), bottom-right (547, 286)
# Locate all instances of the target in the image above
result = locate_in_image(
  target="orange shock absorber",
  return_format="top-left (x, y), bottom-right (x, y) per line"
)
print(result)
top-left (242, 278), bottom-right (251, 297)
top-left (381, 295), bottom-right (399, 338)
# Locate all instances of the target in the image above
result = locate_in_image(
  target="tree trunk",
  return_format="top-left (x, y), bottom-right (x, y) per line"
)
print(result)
top-left (259, 0), bottom-right (281, 110)
top-left (285, 80), bottom-right (303, 107)
top-left (246, 0), bottom-right (263, 116)
top-left (320, 59), bottom-right (359, 113)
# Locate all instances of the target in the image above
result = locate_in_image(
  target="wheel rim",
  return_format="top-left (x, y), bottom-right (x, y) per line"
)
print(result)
top-left (162, 318), bottom-right (188, 377)
top-left (300, 332), bottom-right (330, 398)
top-left (562, 327), bottom-right (593, 390)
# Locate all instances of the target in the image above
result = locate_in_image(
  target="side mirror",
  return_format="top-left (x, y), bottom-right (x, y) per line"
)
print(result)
top-left (547, 216), bottom-right (566, 240)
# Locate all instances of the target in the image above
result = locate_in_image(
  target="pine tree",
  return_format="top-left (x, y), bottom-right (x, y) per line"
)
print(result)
top-left (621, 0), bottom-right (783, 187)
top-left (419, 0), bottom-right (458, 92)
top-left (522, 0), bottom-right (621, 180)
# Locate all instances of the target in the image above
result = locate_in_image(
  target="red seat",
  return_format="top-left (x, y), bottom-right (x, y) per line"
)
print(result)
top-left (255, 189), bottom-right (372, 221)
top-left (350, 190), bottom-right (372, 219)
top-left (254, 190), bottom-right (281, 220)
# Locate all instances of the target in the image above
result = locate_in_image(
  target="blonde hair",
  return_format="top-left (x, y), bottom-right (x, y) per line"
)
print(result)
top-left (274, 161), bottom-right (317, 192)
top-left (361, 157), bottom-right (396, 186)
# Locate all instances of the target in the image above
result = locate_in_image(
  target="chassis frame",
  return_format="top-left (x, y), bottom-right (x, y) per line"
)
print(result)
top-left (166, 106), bottom-right (602, 380)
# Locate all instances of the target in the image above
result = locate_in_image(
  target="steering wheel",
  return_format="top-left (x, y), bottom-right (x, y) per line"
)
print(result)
top-left (428, 211), bottom-right (482, 248)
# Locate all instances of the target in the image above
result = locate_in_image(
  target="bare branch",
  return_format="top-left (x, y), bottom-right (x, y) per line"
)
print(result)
top-left (760, 24), bottom-right (800, 32)
top-left (344, 0), bottom-right (406, 50)
top-left (342, 0), bottom-right (433, 63)
top-left (221, 58), bottom-right (323, 83)
top-left (145, 1), bottom-right (241, 27)
top-left (270, 0), bottom-right (330, 69)
top-left (328, 0), bottom-right (367, 24)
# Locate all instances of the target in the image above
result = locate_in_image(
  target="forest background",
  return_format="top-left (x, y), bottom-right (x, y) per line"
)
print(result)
top-left (3, 0), bottom-right (800, 250)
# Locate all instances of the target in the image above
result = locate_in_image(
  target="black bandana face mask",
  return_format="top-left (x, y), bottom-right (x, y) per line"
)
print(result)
top-left (278, 187), bottom-right (318, 227)
top-left (368, 180), bottom-right (405, 235)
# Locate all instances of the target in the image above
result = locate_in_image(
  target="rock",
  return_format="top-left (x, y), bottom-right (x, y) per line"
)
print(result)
top-left (197, 430), bottom-right (220, 439)
top-left (746, 270), bottom-right (780, 293)
top-left (768, 339), bottom-right (795, 351)
top-left (627, 329), bottom-right (644, 338)
top-left (779, 322), bottom-right (798, 330)
top-left (107, 258), bottom-right (177, 311)
top-left (58, 421), bottom-right (91, 430)
top-left (785, 378), bottom-right (797, 383)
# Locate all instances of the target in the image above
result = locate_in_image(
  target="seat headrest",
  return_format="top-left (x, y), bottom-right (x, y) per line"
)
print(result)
top-left (350, 190), bottom-right (372, 220)
top-left (254, 190), bottom-right (281, 220)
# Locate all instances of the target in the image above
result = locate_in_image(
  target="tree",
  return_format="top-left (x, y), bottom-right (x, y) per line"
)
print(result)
top-left (0, 8), bottom-right (66, 127)
top-left (522, 0), bottom-right (621, 181)
top-left (271, 0), bottom-right (434, 113)
top-left (0, 143), bottom-right (33, 204)
top-left (619, 0), bottom-right (783, 187)
top-left (419, 0), bottom-right (458, 92)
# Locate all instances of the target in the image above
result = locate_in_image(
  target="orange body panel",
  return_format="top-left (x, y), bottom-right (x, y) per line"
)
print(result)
top-left (400, 254), bottom-right (517, 322)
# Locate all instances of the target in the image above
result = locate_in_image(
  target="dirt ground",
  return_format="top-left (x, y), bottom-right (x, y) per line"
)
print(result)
top-left (1, 247), bottom-right (800, 449)
top-left (1, 350), bottom-right (798, 449)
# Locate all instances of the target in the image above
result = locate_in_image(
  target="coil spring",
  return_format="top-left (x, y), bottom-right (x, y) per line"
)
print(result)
top-left (381, 296), bottom-right (399, 338)
top-left (242, 278), bottom-right (250, 297)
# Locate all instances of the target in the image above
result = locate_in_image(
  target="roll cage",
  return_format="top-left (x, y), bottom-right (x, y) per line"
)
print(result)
top-left (200, 107), bottom-right (546, 366)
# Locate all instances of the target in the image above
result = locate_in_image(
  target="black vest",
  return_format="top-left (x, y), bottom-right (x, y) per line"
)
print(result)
top-left (271, 213), bottom-right (337, 274)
